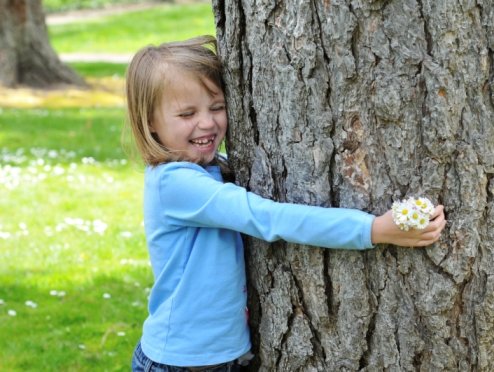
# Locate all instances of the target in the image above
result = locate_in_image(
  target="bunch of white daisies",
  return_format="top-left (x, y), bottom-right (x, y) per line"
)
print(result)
top-left (391, 197), bottom-right (435, 231)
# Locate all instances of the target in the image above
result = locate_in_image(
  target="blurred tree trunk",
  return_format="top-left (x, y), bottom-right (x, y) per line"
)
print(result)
top-left (213, 0), bottom-right (494, 370)
top-left (0, 0), bottom-right (84, 87)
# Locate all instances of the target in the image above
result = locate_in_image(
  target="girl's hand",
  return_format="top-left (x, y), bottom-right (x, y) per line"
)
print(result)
top-left (371, 205), bottom-right (446, 247)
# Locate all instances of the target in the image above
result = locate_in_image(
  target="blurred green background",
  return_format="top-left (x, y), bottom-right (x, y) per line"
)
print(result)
top-left (43, 0), bottom-right (169, 13)
top-left (0, 1), bottom-right (215, 370)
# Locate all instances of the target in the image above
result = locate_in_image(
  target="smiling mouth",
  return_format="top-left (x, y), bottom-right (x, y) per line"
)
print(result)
top-left (190, 135), bottom-right (216, 147)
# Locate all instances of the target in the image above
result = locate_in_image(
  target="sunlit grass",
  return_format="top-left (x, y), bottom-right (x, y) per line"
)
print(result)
top-left (0, 84), bottom-right (124, 109)
top-left (0, 107), bottom-right (151, 370)
top-left (0, 62), bottom-right (127, 109)
top-left (43, 0), bottom-right (139, 13)
top-left (68, 62), bottom-right (128, 78)
top-left (48, 3), bottom-right (216, 54)
top-left (0, 2), bottom-right (217, 368)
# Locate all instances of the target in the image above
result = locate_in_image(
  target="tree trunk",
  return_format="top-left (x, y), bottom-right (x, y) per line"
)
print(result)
top-left (0, 0), bottom-right (84, 87)
top-left (212, 0), bottom-right (494, 370)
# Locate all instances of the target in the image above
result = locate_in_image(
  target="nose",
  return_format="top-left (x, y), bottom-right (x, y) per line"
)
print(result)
top-left (197, 112), bottom-right (216, 129)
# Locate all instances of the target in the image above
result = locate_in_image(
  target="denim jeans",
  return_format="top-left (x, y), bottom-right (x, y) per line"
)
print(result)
top-left (132, 342), bottom-right (241, 372)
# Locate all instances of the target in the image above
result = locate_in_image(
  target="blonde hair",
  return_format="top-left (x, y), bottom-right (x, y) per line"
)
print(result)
top-left (124, 35), bottom-right (224, 166)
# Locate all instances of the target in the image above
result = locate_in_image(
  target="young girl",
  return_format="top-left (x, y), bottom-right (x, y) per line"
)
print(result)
top-left (126, 35), bottom-right (446, 371)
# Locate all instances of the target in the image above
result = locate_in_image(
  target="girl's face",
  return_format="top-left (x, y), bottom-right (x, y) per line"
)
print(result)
top-left (150, 68), bottom-right (227, 164)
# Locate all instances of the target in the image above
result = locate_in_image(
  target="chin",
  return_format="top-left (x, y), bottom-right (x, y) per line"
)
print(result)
top-left (188, 152), bottom-right (216, 165)
top-left (202, 154), bottom-right (217, 165)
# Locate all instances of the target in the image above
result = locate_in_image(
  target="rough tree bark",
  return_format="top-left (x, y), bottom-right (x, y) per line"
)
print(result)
top-left (212, 0), bottom-right (494, 371)
top-left (0, 0), bottom-right (84, 87)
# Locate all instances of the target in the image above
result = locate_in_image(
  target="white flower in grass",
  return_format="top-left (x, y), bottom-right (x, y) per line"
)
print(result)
top-left (92, 220), bottom-right (108, 235)
top-left (25, 300), bottom-right (38, 308)
top-left (0, 231), bottom-right (11, 239)
top-left (0, 299), bottom-right (4, 305)
top-left (82, 157), bottom-right (96, 165)
top-left (53, 165), bottom-right (65, 176)
top-left (117, 331), bottom-right (126, 337)
top-left (8, 309), bottom-right (16, 316)
top-left (103, 293), bottom-right (111, 299)
top-left (50, 290), bottom-right (66, 297)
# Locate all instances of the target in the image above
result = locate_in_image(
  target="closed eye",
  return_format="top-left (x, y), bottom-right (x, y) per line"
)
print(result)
top-left (211, 104), bottom-right (226, 112)
top-left (178, 111), bottom-right (194, 118)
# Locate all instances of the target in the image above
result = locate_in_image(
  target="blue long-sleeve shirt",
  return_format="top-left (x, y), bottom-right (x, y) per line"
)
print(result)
top-left (140, 161), bottom-right (375, 366)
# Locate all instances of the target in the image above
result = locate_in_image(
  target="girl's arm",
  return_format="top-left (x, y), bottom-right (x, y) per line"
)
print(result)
top-left (154, 162), bottom-right (446, 249)
top-left (371, 206), bottom-right (446, 247)
top-left (155, 163), bottom-right (374, 250)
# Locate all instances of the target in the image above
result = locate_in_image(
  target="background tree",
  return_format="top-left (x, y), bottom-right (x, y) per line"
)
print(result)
top-left (213, 0), bottom-right (494, 370)
top-left (0, 0), bottom-right (84, 87)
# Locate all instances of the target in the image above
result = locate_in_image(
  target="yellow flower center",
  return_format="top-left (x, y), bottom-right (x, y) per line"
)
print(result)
top-left (401, 209), bottom-right (409, 215)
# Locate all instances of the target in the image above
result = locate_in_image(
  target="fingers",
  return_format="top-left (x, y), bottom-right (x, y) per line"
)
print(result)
top-left (379, 204), bottom-right (447, 248)
top-left (430, 205), bottom-right (445, 220)
top-left (418, 228), bottom-right (443, 244)
top-left (414, 231), bottom-right (442, 247)
top-left (414, 216), bottom-right (447, 247)
top-left (424, 206), bottom-right (446, 233)
top-left (404, 206), bottom-right (447, 247)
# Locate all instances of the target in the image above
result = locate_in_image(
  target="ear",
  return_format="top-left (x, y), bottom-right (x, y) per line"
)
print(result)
top-left (148, 120), bottom-right (157, 133)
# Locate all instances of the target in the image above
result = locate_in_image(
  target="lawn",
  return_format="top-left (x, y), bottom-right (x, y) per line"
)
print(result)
top-left (48, 2), bottom-right (216, 54)
top-left (0, 2), bottom-right (216, 371)
top-left (0, 106), bottom-right (153, 371)
top-left (43, 0), bottom-right (142, 13)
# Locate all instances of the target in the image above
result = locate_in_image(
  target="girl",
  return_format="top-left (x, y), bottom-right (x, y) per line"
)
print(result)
top-left (126, 36), bottom-right (446, 371)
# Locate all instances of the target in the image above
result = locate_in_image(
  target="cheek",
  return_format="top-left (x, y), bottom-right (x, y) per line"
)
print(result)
top-left (152, 117), bottom-right (180, 144)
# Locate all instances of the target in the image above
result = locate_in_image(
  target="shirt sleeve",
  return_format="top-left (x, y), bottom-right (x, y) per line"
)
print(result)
top-left (158, 163), bottom-right (375, 250)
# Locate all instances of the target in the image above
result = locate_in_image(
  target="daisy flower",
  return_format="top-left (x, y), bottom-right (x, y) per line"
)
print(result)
top-left (392, 196), bottom-right (435, 231)
top-left (416, 215), bottom-right (429, 230)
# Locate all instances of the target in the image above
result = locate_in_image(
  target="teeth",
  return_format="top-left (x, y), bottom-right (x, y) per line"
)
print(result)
top-left (191, 137), bottom-right (214, 145)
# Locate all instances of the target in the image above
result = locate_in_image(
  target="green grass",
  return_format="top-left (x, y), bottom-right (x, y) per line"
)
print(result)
top-left (48, 3), bottom-right (216, 54)
top-left (0, 108), bottom-right (152, 371)
top-left (43, 0), bottom-right (142, 13)
top-left (0, 2), bottom-right (218, 369)
top-left (68, 62), bottom-right (128, 78)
